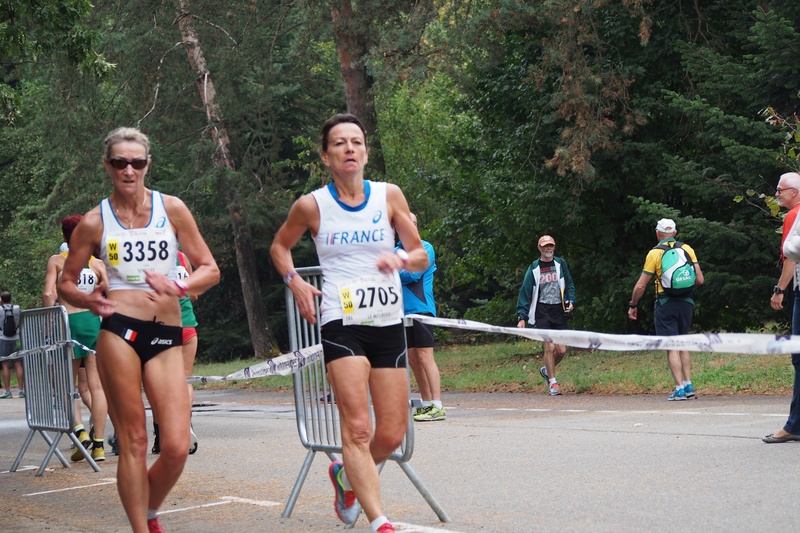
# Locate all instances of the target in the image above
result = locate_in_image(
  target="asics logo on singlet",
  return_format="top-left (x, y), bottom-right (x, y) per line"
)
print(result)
top-left (150, 337), bottom-right (173, 346)
top-left (372, 210), bottom-right (383, 224)
top-left (323, 228), bottom-right (387, 245)
top-left (155, 216), bottom-right (167, 228)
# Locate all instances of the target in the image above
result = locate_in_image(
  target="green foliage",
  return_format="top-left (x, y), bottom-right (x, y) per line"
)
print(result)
top-left (0, 0), bottom-right (114, 123)
top-left (2, 0), bottom-right (800, 362)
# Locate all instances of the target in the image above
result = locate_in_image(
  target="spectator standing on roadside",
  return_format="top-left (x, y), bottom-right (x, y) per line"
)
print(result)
top-left (628, 218), bottom-right (704, 401)
top-left (1, 291), bottom-right (23, 398)
top-left (397, 213), bottom-right (444, 422)
top-left (764, 172), bottom-right (800, 443)
top-left (516, 235), bottom-right (576, 395)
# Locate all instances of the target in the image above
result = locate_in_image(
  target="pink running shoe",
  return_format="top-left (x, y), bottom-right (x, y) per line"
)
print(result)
top-left (328, 461), bottom-right (359, 524)
top-left (147, 517), bottom-right (165, 533)
top-left (376, 523), bottom-right (396, 533)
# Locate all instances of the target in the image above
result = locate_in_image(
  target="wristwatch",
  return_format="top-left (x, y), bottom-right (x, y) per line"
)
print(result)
top-left (773, 285), bottom-right (785, 295)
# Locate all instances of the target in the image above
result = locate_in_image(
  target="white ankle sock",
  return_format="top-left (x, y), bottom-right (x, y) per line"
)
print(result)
top-left (371, 515), bottom-right (389, 532)
top-left (431, 400), bottom-right (443, 409)
top-left (340, 467), bottom-right (352, 490)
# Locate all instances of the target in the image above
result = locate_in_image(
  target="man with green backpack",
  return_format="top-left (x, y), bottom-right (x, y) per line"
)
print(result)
top-left (627, 218), bottom-right (705, 400)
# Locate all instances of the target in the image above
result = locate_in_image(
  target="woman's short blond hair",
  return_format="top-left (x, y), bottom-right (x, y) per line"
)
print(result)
top-left (103, 127), bottom-right (150, 160)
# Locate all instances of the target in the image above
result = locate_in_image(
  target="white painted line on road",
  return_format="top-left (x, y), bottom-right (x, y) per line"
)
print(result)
top-left (478, 406), bottom-right (790, 418)
top-left (1, 465), bottom-right (42, 474)
top-left (25, 478), bottom-right (117, 496)
top-left (220, 496), bottom-right (281, 507)
top-left (393, 521), bottom-right (464, 532)
top-left (159, 501), bottom-right (232, 515)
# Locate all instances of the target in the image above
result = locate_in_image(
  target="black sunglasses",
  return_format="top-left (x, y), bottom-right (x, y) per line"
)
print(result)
top-left (108, 158), bottom-right (148, 170)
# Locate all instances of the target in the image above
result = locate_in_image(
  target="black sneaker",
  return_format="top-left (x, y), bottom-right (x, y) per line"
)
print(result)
top-left (189, 423), bottom-right (198, 455)
top-left (318, 392), bottom-right (335, 404)
top-left (109, 434), bottom-right (120, 456)
top-left (151, 423), bottom-right (160, 454)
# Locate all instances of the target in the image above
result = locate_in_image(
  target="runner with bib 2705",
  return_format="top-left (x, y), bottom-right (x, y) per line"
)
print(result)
top-left (271, 113), bottom-right (429, 533)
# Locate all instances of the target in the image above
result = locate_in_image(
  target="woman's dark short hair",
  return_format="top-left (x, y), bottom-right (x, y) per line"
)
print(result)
top-left (320, 114), bottom-right (367, 152)
top-left (61, 215), bottom-right (82, 245)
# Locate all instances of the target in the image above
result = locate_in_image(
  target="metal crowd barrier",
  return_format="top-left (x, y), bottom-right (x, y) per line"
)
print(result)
top-left (281, 266), bottom-right (449, 523)
top-left (9, 306), bottom-right (100, 476)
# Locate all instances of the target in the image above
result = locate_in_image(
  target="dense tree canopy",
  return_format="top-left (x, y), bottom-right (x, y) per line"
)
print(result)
top-left (1, 0), bottom-right (798, 360)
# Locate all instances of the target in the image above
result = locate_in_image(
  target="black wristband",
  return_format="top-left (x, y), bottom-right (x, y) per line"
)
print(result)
top-left (629, 303), bottom-right (637, 308)
top-left (773, 285), bottom-right (785, 295)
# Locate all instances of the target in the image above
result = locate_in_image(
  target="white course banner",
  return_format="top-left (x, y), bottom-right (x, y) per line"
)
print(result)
top-left (186, 344), bottom-right (324, 384)
top-left (406, 314), bottom-right (800, 354)
top-left (186, 315), bottom-right (800, 384)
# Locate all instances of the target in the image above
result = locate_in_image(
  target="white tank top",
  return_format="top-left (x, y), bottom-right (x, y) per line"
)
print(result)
top-left (60, 252), bottom-right (98, 294)
top-left (312, 181), bottom-right (396, 325)
top-left (100, 190), bottom-right (178, 292)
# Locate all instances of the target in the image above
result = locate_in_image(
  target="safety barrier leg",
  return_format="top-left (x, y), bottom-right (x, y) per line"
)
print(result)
top-left (397, 461), bottom-right (451, 522)
top-left (281, 448), bottom-right (317, 518)
top-left (35, 431), bottom-right (68, 477)
top-left (10, 429), bottom-right (37, 472)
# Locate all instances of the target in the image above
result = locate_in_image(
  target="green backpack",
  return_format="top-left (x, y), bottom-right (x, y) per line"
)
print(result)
top-left (655, 242), bottom-right (696, 297)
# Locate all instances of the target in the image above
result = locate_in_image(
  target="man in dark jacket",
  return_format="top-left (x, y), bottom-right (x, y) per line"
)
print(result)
top-left (516, 235), bottom-right (576, 395)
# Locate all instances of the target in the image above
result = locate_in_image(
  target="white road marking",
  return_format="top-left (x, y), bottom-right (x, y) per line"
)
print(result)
top-left (1, 465), bottom-right (40, 474)
top-left (219, 496), bottom-right (281, 507)
top-left (25, 478), bottom-right (117, 496)
top-left (471, 406), bottom-right (788, 418)
top-left (159, 501), bottom-right (232, 514)
top-left (393, 521), bottom-right (465, 532)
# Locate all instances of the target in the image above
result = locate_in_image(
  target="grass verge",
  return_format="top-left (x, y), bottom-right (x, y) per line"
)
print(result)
top-left (193, 339), bottom-right (796, 396)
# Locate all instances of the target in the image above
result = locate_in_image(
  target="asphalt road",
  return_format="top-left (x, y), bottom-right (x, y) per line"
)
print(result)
top-left (1, 389), bottom-right (798, 532)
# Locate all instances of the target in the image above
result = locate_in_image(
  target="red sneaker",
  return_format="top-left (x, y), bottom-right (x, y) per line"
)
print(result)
top-left (376, 523), bottom-right (396, 533)
top-left (147, 517), bottom-right (165, 533)
top-left (549, 382), bottom-right (562, 395)
top-left (328, 461), bottom-right (359, 524)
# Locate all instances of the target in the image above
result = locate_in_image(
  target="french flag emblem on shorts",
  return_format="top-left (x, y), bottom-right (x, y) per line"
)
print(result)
top-left (123, 328), bottom-right (137, 342)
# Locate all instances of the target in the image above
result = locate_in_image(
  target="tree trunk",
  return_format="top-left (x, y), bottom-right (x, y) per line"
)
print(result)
top-left (330, 0), bottom-right (385, 174)
top-left (174, 0), bottom-right (278, 357)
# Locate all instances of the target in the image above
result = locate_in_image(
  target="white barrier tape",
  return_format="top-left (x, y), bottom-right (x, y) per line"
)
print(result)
top-left (406, 314), bottom-right (800, 354)
top-left (186, 344), bottom-right (324, 384)
top-left (184, 315), bottom-right (800, 385)
top-left (0, 339), bottom-right (94, 362)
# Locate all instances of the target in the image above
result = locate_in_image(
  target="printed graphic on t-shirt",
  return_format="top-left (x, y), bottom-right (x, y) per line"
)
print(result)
top-left (537, 262), bottom-right (561, 304)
